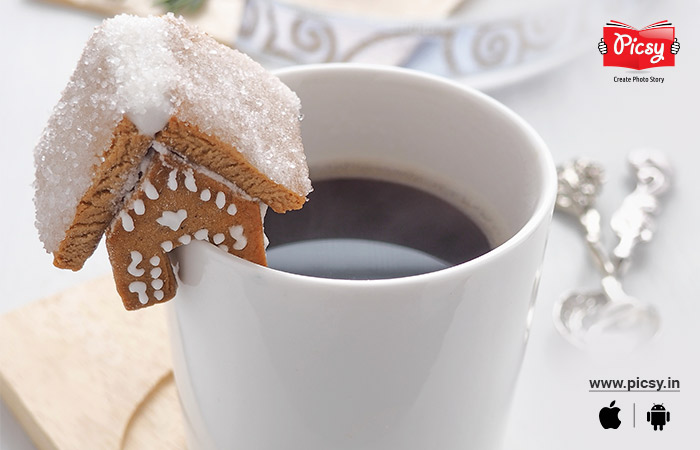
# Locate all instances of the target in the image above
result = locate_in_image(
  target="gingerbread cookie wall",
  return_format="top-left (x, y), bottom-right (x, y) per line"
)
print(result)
top-left (107, 147), bottom-right (268, 310)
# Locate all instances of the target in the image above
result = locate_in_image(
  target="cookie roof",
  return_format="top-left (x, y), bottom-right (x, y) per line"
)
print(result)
top-left (34, 14), bottom-right (311, 254)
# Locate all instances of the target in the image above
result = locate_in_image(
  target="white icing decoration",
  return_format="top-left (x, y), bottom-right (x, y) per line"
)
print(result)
top-left (227, 204), bottom-right (237, 215)
top-left (149, 256), bottom-right (160, 266)
top-left (154, 290), bottom-right (164, 301)
top-left (151, 279), bottom-right (164, 290)
top-left (167, 169), bottom-right (178, 190)
top-left (184, 169), bottom-right (197, 192)
top-left (218, 244), bottom-right (228, 252)
top-left (151, 267), bottom-right (162, 278)
top-left (151, 141), bottom-right (169, 155)
top-left (263, 233), bottom-right (270, 249)
top-left (156, 209), bottom-right (187, 231)
top-left (178, 234), bottom-right (192, 245)
top-left (212, 233), bottom-right (225, 244)
top-left (161, 241), bottom-right (173, 252)
top-left (120, 210), bottom-right (135, 232)
top-left (133, 199), bottom-right (145, 215)
top-left (129, 281), bottom-right (149, 305)
top-left (127, 251), bottom-right (145, 277)
top-left (194, 229), bottom-right (208, 240)
top-left (229, 225), bottom-right (247, 250)
top-left (215, 191), bottom-right (226, 209)
top-left (200, 189), bottom-right (211, 201)
top-left (143, 179), bottom-right (159, 200)
top-left (128, 106), bottom-right (171, 137)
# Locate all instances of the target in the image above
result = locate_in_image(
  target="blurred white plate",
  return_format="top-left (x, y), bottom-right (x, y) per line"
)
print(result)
top-left (237, 0), bottom-right (589, 89)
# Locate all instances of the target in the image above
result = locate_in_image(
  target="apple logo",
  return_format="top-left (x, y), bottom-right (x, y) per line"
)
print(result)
top-left (599, 400), bottom-right (621, 429)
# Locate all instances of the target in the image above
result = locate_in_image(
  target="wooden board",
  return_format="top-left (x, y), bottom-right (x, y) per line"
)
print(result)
top-left (0, 277), bottom-right (185, 449)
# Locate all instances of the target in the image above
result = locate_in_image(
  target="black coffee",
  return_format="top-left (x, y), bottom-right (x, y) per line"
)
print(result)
top-left (264, 177), bottom-right (492, 279)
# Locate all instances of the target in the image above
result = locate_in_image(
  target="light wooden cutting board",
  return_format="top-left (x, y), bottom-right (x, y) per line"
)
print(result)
top-left (0, 276), bottom-right (185, 449)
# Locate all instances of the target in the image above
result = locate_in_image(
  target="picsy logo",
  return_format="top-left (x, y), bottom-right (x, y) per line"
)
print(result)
top-left (598, 20), bottom-right (680, 70)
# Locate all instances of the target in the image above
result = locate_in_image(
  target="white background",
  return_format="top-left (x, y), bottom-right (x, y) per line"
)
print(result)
top-left (1, 0), bottom-right (698, 449)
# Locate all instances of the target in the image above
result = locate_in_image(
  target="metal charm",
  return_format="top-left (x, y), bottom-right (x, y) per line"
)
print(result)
top-left (553, 150), bottom-right (671, 351)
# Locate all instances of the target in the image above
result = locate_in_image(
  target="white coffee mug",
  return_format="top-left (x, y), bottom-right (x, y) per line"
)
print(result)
top-left (168, 64), bottom-right (556, 450)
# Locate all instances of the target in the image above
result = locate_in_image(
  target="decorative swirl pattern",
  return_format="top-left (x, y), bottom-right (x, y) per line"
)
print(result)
top-left (236, 0), bottom-right (588, 81)
top-left (289, 17), bottom-right (337, 62)
top-left (471, 23), bottom-right (522, 68)
top-left (251, 2), bottom-right (338, 64)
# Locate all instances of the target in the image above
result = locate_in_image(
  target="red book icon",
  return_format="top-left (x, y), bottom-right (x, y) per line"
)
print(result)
top-left (603, 20), bottom-right (675, 70)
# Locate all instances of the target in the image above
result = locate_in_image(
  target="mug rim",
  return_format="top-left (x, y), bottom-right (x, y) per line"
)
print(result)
top-left (176, 63), bottom-right (557, 287)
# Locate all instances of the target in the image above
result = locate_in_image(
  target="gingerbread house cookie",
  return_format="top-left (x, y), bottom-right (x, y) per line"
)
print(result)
top-left (34, 14), bottom-right (311, 309)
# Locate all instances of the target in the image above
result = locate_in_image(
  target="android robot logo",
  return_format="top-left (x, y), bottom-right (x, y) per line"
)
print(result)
top-left (647, 403), bottom-right (670, 430)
